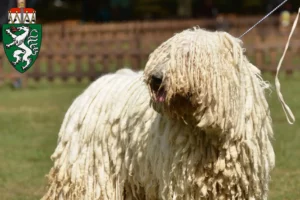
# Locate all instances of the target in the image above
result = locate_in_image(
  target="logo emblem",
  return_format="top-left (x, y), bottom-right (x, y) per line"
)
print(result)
top-left (2, 6), bottom-right (42, 73)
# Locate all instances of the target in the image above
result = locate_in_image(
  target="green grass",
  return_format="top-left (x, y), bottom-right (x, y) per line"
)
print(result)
top-left (0, 74), bottom-right (299, 200)
top-left (264, 73), bottom-right (300, 200)
top-left (0, 81), bottom-right (89, 200)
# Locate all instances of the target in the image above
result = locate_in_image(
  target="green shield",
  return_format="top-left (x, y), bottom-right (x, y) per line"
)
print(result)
top-left (2, 24), bottom-right (42, 73)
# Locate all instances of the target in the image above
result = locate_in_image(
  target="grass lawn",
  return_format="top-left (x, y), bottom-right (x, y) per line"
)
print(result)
top-left (0, 74), bottom-right (299, 200)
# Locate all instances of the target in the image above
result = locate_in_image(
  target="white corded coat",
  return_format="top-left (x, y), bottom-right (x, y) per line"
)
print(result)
top-left (43, 28), bottom-right (276, 200)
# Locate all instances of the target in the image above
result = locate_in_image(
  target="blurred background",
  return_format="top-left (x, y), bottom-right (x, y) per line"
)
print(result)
top-left (0, 0), bottom-right (299, 200)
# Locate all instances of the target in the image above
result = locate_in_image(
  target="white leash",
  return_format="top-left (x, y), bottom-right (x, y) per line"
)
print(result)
top-left (238, 0), bottom-right (298, 124)
top-left (239, 0), bottom-right (289, 39)
top-left (274, 8), bottom-right (300, 124)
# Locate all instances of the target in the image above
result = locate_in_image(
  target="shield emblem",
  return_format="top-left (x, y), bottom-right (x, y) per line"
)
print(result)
top-left (2, 7), bottom-right (42, 73)
top-left (2, 24), bottom-right (42, 73)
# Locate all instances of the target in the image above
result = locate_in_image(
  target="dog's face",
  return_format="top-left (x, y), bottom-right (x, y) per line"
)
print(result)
top-left (144, 28), bottom-right (247, 129)
top-left (145, 55), bottom-right (197, 124)
top-left (144, 30), bottom-right (206, 125)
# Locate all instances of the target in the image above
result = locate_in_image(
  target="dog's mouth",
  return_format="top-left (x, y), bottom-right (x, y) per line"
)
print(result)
top-left (150, 75), bottom-right (166, 103)
top-left (155, 88), bottom-right (166, 103)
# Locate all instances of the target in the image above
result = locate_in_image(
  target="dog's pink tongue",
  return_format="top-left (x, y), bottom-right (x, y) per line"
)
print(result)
top-left (156, 90), bottom-right (166, 102)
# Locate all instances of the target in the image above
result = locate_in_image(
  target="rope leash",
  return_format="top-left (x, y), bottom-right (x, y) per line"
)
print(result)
top-left (238, 0), bottom-right (298, 124)
top-left (274, 7), bottom-right (300, 124)
top-left (239, 0), bottom-right (289, 39)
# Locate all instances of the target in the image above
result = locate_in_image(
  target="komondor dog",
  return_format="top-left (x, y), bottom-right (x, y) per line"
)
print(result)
top-left (42, 28), bottom-right (280, 200)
